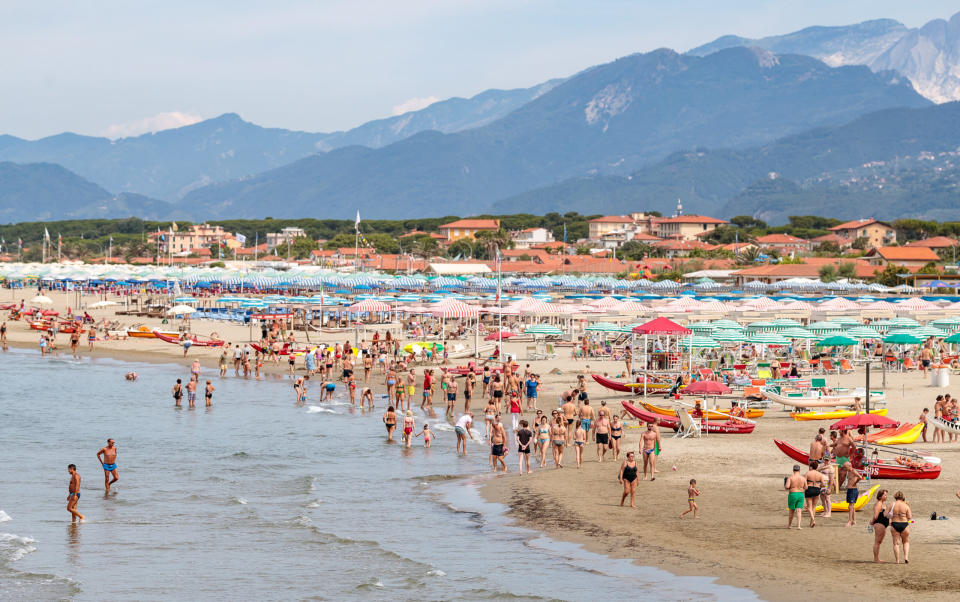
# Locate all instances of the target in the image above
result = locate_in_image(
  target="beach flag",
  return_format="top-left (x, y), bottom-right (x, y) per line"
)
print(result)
top-left (171, 222), bottom-right (178, 232)
top-left (235, 232), bottom-right (247, 245)
top-left (17, 238), bottom-right (22, 248)
top-left (355, 210), bottom-right (361, 233)
top-left (44, 228), bottom-right (50, 242)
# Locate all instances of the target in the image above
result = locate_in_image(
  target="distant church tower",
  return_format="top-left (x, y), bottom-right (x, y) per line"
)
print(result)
top-left (675, 199), bottom-right (683, 217)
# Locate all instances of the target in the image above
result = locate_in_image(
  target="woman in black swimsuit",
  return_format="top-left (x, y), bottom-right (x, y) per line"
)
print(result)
top-left (871, 489), bottom-right (889, 563)
top-left (890, 491), bottom-right (912, 564)
top-left (383, 406), bottom-right (398, 442)
top-left (610, 416), bottom-right (623, 461)
top-left (618, 452), bottom-right (639, 507)
top-left (804, 460), bottom-right (824, 528)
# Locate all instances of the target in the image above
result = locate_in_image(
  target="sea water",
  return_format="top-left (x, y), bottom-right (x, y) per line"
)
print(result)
top-left (0, 348), bottom-right (755, 600)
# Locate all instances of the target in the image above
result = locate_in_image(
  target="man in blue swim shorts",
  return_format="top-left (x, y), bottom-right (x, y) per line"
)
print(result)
top-left (97, 438), bottom-right (119, 492)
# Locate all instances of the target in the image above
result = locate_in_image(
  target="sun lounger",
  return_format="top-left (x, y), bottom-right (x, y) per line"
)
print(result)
top-left (675, 409), bottom-right (702, 439)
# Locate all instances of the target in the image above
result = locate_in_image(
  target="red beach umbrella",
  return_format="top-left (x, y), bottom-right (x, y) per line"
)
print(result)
top-left (830, 413), bottom-right (899, 430)
top-left (484, 331), bottom-right (516, 341)
top-left (682, 380), bottom-right (732, 395)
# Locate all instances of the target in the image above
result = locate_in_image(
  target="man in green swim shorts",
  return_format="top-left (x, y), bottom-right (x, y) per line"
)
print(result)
top-left (785, 464), bottom-right (806, 529)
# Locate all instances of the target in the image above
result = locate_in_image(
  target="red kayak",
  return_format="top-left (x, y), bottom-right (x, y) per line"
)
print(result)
top-left (250, 343), bottom-right (314, 356)
top-left (773, 439), bottom-right (940, 480)
top-left (592, 374), bottom-right (671, 393)
top-left (153, 331), bottom-right (226, 348)
top-left (621, 402), bottom-right (756, 434)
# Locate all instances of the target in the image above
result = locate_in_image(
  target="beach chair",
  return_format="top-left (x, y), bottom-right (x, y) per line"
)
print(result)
top-left (820, 359), bottom-right (836, 374)
top-left (756, 368), bottom-right (772, 380)
top-left (839, 359), bottom-right (854, 374)
top-left (545, 343), bottom-right (557, 360)
top-left (902, 358), bottom-right (916, 371)
top-left (697, 368), bottom-right (715, 381)
top-left (675, 409), bottom-right (702, 439)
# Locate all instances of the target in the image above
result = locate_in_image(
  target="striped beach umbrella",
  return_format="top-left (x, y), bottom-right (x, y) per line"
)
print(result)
top-left (779, 327), bottom-right (818, 340)
top-left (680, 336), bottom-right (721, 349)
top-left (524, 324), bottom-right (563, 335)
top-left (747, 332), bottom-right (791, 345)
top-left (808, 321), bottom-right (845, 334)
top-left (711, 329), bottom-right (746, 342)
top-left (912, 325), bottom-right (948, 338)
top-left (585, 321), bottom-right (622, 332)
top-left (845, 326), bottom-right (881, 340)
top-left (687, 321), bottom-right (717, 334)
top-left (817, 335), bottom-right (858, 347)
top-left (883, 332), bottom-right (923, 345)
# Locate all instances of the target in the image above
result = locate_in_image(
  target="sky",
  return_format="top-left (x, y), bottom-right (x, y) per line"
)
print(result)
top-left (0, 0), bottom-right (956, 139)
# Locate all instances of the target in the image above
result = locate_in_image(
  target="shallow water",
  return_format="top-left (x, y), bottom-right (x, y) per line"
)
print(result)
top-left (0, 348), bottom-right (755, 600)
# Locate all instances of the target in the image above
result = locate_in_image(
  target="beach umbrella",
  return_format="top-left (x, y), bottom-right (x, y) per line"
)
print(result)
top-left (679, 336), bottom-right (721, 349)
top-left (845, 326), bottom-right (881, 340)
top-left (173, 296), bottom-right (198, 304)
top-left (779, 327), bottom-right (818, 340)
top-left (686, 321), bottom-right (717, 334)
top-left (883, 332), bottom-right (923, 345)
top-left (347, 299), bottom-right (391, 313)
top-left (88, 300), bottom-right (119, 309)
top-left (585, 322), bottom-right (623, 333)
top-left (484, 331), bottom-right (516, 341)
top-left (746, 321), bottom-right (778, 332)
top-left (166, 304), bottom-right (197, 315)
top-left (831, 413), bottom-right (898, 430)
top-left (747, 332), bottom-right (790, 345)
top-left (888, 317), bottom-right (921, 328)
top-left (30, 295), bottom-right (53, 306)
top-left (912, 326), bottom-right (948, 338)
top-left (682, 380), bottom-right (732, 395)
top-left (944, 332), bottom-right (960, 344)
top-left (816, 335), bottom-right (857, 347)
top-left (711, 319), bottom-right (742, 329)
top-left (807, 321), bottom-right (845, 334)
top-left (524, 324), bottom-right (563, 335)
top-left (711, 328), bottom-right (747, 342)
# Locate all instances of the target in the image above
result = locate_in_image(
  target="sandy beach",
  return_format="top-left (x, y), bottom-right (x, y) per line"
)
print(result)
top-left (6, 289), bottom-right (960, 600)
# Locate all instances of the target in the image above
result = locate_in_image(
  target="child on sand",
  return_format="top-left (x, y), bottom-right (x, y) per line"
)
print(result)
top-left (415, 423), bottom-right (433, 448)
top-left (680, 479), bottom-right (701, 519)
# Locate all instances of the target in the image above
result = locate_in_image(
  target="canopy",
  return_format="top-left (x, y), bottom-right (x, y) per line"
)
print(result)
top-left (682, 380), bottom-right (732, 395)
top-left (831, 414), bottom-right (899, 430)
top-left (166, 304), bottom-right (197, 315)
top-left (632, 317), bottom-right (691, 335)
top-left (817, 335), bottom-right (858, 347)
top-left (347, 299), bottom-right (391, 313)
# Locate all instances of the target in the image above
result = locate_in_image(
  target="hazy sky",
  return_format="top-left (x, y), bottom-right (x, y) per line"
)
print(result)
top-left (1, 1), bottom-right (956, 139)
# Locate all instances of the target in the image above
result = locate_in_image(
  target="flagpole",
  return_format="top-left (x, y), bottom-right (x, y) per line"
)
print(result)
top-left (496, 245), bottom-right (502, 354)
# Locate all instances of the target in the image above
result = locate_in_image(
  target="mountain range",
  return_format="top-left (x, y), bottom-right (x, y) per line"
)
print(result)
top-left (2, 10), bottom-right (960, 224)
top-left (0, 81), bottom-right (560, 202)
top-left (180, 47), bottom-right (926, 219)
top-left (689, 10), bottom-right (960, 103)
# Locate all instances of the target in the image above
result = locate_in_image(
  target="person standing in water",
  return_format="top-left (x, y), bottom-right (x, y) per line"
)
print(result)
top-left (490, 414), bottom-right (507, 472)
top-left (67, 464), bottom-right (84, 522)
top-left (172, 378), bottom-right (183, 408)
top-left (205, 380), bottom-right (215, 407)
top-left (383, 406), bottom-right (398, 442)
top-left (96, 438), bottom-right (119, 492)
top-left (454, 412), bottom-right (474, 455)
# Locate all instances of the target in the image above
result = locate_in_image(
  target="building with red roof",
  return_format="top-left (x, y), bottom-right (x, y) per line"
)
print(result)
top-left (828, 219), bottom-right (895, 248)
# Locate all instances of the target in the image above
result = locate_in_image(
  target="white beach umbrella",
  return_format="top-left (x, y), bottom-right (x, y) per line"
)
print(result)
top-left (30, 295), bottom-right (53, 306)
top-left (166, 304), bottom-right (197, 315)
top-left (88, 300), bottom-right (119, 309)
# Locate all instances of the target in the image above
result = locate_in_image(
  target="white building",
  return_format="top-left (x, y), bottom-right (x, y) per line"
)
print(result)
top-left (266, 227), bottom-right (307, 250)
top-left (512, 227), bottom-right (555, 248)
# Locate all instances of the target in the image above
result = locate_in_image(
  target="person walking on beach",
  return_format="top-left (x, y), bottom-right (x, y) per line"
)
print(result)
top-left (843, 461), bottom-right (862, 527)
top-left (219, 350), bottom-right (228, 377)
top-left (172, 378), bottom-right (183, 408)
top-left (834, 430), bottom-right (855, 489)
top-left (680, 479), bottom-right (701, 519)
top-left (96, 438), bottom-right (119, 492)
top-left (490, 414), bottom-right (507, 472)
top-left (463, 372), bottom-right (475, 413)
top-left (537, 415), bottom-right (550, 468)
top-left (205, 380), bottom-right (215, 407)
top-left (919, 408), bottom-right (929, 442)
top-left (618, 451), bottom-right (639, 507)
top-left (890, 491), bottom-right (912, 564)
top-left (550, 417), bottom-right (566, 469)
top-left (572, 420), bottom-right (586, 468)
top-left (595, 411), bottom-right (611, 463)
top-left (785, 465), bottom-right (805, 529)
top-left (871, 489), bottom-right (890, 563)
top-left (610, 415), bottom-right (623, 460)
top-left (579, 400), bottom-right (594, 442)
top-left (87, 326), bottom-right (96, 352)
top-left (516, 420), bottom-right (533, 474)
top-left (640, 422), bottom-right (660, 480)
top-left (804, 461), bottom-right (825, 528)
top-left (415, 423), bottom-right (434, 448)
top-left (67, 464), bottom-right (84, 522)
top-left (70, 330), bottom-right (80, 358)
top-left (454, 412), bottom-right (474, 455)
top-left (561, 396), bottom-right (577, 444)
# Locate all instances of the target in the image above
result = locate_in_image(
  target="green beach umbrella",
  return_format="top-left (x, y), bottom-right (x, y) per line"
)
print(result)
top-left (585, 322), bottom-right (622, 333)
top-left (808, 321), bottom-right (845, 334)
top-left (525, 324), bottom-right (563, 335)
top-left (746, 321), bottom-right (778, 332)
top-left (711, 328), bottom-right (746, 342)
top-left (888, 317), bottom-right (921, 328)
top-left (912, 325), bottom-right (948, 338)
top-left (869, 319), bottom-right (894, 332)
top-left (831, 317), bottom-right (861, 327)
top-left (817, 335), bottom-right (858, 347)
top-left (883, 332), bottom-right (923, 345)
top-left (779, 327), bottom-right (818, 340)
top-left (680, 336), bottom-right (721, 349)
top-left (770, 318), bottom-right (803, 330)
top-left (747, 332), bottom-right (791, 345)
top-left (944, 332), bottom-right (960, 344)
top-left (845, 326), bottom-right (881, 340)
top-left (687, 321), bottom-right (717, 334)
top-left (711, 319), bottom-right (742, 329)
